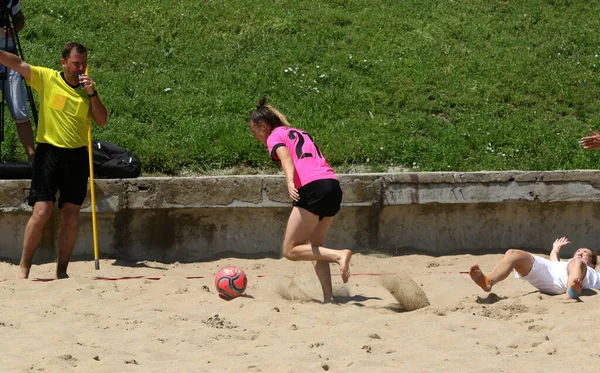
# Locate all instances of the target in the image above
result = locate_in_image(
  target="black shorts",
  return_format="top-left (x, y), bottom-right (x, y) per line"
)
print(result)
top-left (28, 143), bottom-right (89, 208)
top-left (293, 179), bottom-right (343, 220)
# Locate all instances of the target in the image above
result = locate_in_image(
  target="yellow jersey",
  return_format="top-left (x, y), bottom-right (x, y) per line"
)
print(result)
top-left (27, 65), bottom-right (93, 148)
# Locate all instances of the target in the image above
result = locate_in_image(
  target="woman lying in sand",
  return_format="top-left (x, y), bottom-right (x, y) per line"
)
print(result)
top-left (469, 237), bottom-right (600, 299)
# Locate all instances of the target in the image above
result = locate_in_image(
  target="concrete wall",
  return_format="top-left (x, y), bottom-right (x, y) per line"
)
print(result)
top-left (1, 171), bottom-right (600, 263)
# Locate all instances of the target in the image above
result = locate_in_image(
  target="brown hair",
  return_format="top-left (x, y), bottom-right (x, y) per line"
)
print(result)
top-left (248, 97), bottom-right (291, 129)
top-left (578, 248), bottom-right (598, 268)
top-left (62, 42), bottom-right (87, 59)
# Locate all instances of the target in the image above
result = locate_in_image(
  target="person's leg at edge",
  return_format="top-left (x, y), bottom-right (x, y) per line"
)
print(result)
top-left (17, 201), bottom-right (54, 279)
top-left (282, 207), bottom-right (352, 284)
top-left (310, 217), bottom-right (335, 303)
top-left (6, 64), bottom-right (35, 165)
top-left (469, 249), bottom-right (535, 292)
top-left (56, 202), bottom-right (81, 279)
top-left (565, 259), bottom-right (587, 299)
top-left (15, 120), bottom-right (35, 164)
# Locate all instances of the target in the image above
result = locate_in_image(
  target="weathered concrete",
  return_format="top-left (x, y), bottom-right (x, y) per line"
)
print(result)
top-left (1, 171), bottom-right (600, 263)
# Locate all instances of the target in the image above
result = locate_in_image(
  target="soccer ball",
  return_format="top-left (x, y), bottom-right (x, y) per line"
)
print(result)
top-left (214, 265), bottom-right (247, 301)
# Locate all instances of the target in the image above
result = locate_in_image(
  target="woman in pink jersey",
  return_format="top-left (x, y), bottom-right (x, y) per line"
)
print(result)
top-left (248, 97), bottom-right (352, 303)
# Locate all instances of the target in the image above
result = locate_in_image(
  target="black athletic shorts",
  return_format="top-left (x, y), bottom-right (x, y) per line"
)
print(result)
top-left (28, 143), bottom-right (89, 208)
top-left (293, 179), bottom-right (343, 220)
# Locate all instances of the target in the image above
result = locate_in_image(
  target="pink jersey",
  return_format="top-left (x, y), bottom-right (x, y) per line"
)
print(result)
top-left (267, 126), bottom-right (337, 189)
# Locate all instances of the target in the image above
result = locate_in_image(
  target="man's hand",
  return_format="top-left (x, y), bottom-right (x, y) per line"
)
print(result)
top-left (550, 236), bottom-right (570, 262)
top-left (579, 129), bottom-right (600, 149)
top-left (78, 74), bottom-right (95, 95)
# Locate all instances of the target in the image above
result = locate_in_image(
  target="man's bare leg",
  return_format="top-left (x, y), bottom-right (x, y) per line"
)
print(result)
top-left (469, 249), bottom-right (535, 292)
top-left (56, 203), bottom-right (80, 279)
top-left (565, 259), bottom-right (587, 299)
top-left (17, 201), bottom-right (53, 279)
top-left (16, 121), bottom-right (35, 164)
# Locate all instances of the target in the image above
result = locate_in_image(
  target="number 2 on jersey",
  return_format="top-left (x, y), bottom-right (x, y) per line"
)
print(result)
top-left (288, 130), bottom-right (323, 159)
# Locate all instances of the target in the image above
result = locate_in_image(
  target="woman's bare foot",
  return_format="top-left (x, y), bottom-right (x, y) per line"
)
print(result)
top-left (469, 264), bottom-right (492, 292)
top-left (338, 250), bottom-right (352, 283)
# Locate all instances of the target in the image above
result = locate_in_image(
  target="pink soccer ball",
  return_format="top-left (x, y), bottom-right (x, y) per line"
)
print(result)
top-left (214, 265), bottom-right (248, 301)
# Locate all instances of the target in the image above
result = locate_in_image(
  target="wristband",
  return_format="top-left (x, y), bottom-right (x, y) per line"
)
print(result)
top-left (89, 90), bottom-right (98, 98)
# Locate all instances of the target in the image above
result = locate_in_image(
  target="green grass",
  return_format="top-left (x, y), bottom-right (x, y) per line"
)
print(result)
top-left (2, 0), bottom-right (600, 174)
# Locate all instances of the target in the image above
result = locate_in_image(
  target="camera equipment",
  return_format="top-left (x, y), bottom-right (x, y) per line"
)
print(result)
top-left (0, 0), bottom-right (38, 166)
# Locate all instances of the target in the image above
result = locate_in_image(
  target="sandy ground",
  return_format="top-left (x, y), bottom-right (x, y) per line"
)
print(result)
top-left (1, 252), bottom-right (599, 373)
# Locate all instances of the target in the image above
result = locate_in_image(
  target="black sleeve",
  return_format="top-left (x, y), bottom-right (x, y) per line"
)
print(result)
top-left (270, 143), bottom-right (285, 160)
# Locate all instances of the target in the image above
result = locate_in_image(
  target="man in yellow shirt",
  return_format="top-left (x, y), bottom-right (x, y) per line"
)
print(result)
top-left (0, 42), bottom-right (108, 279)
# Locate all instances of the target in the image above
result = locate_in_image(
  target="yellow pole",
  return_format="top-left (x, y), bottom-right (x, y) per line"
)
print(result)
top-left (85, 66), bottom-right (100, 270)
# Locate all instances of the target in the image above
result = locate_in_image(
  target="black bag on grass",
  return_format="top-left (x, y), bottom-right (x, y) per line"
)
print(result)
top-left (91, 140), bottom-right (142, 178)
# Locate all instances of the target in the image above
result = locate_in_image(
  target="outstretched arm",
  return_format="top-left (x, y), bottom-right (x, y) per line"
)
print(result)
top-left (0, 49), bottom-right (30, 80)
top-left (550, 237), bottom-right (570, 262)
top-left (275, 146), bottom-right (299, 201)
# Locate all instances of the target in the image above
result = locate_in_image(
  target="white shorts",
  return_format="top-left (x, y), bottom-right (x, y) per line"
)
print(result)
top-left (514, 254), bottom-right (600, 295)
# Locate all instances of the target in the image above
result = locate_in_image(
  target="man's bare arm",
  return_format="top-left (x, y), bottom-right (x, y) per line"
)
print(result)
top-left (0, 49), bottom-right (30, 80)
top-left (90, 95), bottom-right (108, 127)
